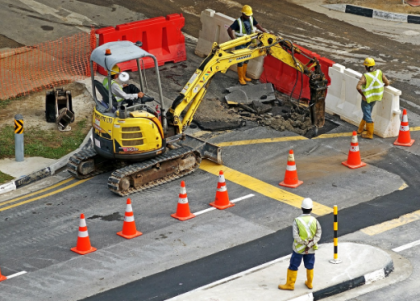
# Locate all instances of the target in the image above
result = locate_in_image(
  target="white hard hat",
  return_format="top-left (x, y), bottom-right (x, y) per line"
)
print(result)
top-left (301, 198), bottom-right (313, 209)
top-left (118, 72), bottom-right (130, 83)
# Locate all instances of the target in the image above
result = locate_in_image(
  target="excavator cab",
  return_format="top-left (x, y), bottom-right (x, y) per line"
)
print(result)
top-left (87, 41), bottom-right (166, 161)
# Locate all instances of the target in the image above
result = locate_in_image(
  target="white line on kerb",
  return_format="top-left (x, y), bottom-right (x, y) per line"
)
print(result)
top-left (193, 194), bottom-right (255, 216)
top-left (6, 271), bottom-right (27, 279)
top-left (165, 254), bottom-right (292, 300)
top-left (392, 239), bottom-right (420, 253)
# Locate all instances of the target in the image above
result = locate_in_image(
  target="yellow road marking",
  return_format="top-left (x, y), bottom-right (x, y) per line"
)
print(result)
top-left (0, 178), bottom-right (90, 212)
top-left (216, 136), bottom-right (307, 147)
top-left (0, 178), bottom-right (74, 207)
top-left (399, 183), bottom-right (409, 191)
top-left (313, 132), bottom-right (353, 139)
top-left (361, 209), bottom-right (420, 236)
top-left (199, 160), bottom-right (333, 216)
top-left (410, 126), bottom-right (420, 131)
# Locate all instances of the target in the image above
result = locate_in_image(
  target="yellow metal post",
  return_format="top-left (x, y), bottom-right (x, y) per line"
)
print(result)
top-left (330, 205), bottom-right (342, 264)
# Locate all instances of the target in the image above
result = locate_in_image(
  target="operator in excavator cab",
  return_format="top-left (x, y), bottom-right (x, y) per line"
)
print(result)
top-left (227, 5), bottom-right (266, 85)
top-left (103, 65), bottom-right (154, 108)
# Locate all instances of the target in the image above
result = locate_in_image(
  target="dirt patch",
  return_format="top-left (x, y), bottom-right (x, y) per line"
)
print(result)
top-left (324, 0), bottom-right (420, 14)
top-left (0, 34), bottom-right (23, 49)
top-left (0, 81), bottom-right (94, 130)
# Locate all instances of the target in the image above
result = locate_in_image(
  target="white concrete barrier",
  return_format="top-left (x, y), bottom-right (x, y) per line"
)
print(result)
top-left (326, 64), bottom-right (401, 138)
top-left (195, 9), bottom-right (265, 80)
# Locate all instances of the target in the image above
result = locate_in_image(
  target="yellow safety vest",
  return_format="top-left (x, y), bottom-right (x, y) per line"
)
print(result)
top-left (103, 78), bottom-right (123, 102)
top-left (235, 17), bottom-right (254, 37)
top-left (362, 70), bottom-right (385, 103)
top-left (293, 216), bottom-right (319, 254)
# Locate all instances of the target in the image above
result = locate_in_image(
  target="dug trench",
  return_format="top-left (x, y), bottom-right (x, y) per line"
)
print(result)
top-left (191, 91), bottom-right (339, 139)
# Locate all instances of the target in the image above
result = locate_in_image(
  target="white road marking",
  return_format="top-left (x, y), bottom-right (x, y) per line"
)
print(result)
top-left (364, 268), bottom-right (385, 285)
top-left (6, 271), bottom-right (27, 279)
top-left (392, 239), bottom-right (420, 253)
top-left (193, 194), bottom-right (254, 216)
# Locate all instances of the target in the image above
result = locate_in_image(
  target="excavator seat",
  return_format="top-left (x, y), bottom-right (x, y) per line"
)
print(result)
top-left (93, 80), bottom-right (117, 113)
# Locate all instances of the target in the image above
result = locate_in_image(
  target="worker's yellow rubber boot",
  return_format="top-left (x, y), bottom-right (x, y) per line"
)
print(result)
top-left (357, 119), bottom-right (366, 134)
top-left (278, 269), bottom-right (297, 290)
top-left (237, 66), bottom-right (246, 85)
top-left (362, 122), bottom-right (374, 139)
top-left (305, 269), bottom-right (314, 289)
top-left (243, 64), bottom-right (252, 82)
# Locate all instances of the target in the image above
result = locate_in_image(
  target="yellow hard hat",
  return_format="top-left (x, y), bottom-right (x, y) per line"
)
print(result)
top-left (242, 5), bottom-right (253, 16)
top-left (363, 58), bottom-right (375, 67)
top-left (111, 65), bottom-right (120, 75)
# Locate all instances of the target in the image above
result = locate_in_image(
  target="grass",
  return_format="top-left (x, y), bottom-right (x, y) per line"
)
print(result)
top-left (0, 119), bottom-right (90, 160)
top-left (0, 171), bottom-right (14, 184)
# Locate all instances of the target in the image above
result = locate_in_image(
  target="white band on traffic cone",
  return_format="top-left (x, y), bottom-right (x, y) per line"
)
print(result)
top-left (351, 135), bottom-right (358, 143)
top-left (180, 187), bottom-right (186, 194)
top-left (400, 125), bottom-right (409, 131)
top-left (124, 215), bottom-right (135, 222)
top-left (350, 145), bottom-right (359, 152)
top-left (286, 165), bottom-right (297, 171)
top-left (79, 218), bottom-right (86, 227)
top-left (217, 185), bottom-right (227, 192)
top-left (178, 197), bottom-right (188, 204)
top-left (403, 114), bottom-right (408, 122)
top-left (219, 174), bottom-right (226, 183)
top-left (126, 204), bottom-right (133, 212)
top-left (288, 153), bottom-right (295, 162)
top-left (78, 230), bottom-right (88, 238)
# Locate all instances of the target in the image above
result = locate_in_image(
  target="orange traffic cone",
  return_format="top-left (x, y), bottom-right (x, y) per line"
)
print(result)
top-left (71, 213), bottom-right (97, 255)
top-left (394, 109), bottom-right (415, 147)
top-left (279, 150), bottom-right (303, 188)
top-left (342, 131), bottom-right (366, 169)
top-left (210, 170), bottom-right (235, 210)
top-left (117, 198), bottom-right (143, 239)
top-left (0, 268), bottom-right (6, 282)
top-left (171, 181), bottom-right (195, 221)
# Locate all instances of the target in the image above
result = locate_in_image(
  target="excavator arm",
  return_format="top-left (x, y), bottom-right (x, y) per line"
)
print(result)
top-left (167, 33), bottom-right (328, 134)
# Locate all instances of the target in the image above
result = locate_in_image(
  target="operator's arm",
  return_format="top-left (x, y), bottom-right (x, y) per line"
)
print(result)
top-left (356, 75), bottom-right (367, 101)
top-left (253, 18), bottom-right (266, 33)
top-left (227, 20), bottom-right (239, 39)
top-left (293, 219), bottom-right (307, 245)
top-left (111, 83), bottom-right (138, 101)
top-left (383, 73), bottom-right (390, 86)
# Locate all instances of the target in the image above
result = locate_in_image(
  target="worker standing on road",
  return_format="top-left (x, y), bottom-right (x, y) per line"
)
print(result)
top-left (278, 198), bottom-right (322, 291)
top-left (103, 65), bottom-right (154, 108)
top-left (227, 5), bottom-right (266, 85)
top-left (356, 58), bottom-right (390, 139)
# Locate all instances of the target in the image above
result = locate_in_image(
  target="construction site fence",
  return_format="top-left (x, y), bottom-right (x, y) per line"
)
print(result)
top-left (0, 30), bottom-right (96, 101)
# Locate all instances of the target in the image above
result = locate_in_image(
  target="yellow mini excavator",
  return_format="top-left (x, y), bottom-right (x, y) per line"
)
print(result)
top-left (67, 33), bottom-right (327, 196)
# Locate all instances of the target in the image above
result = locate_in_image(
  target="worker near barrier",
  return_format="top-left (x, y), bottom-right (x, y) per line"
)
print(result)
top-left (227, 5), bottom-right (266, 85)
top-left (356, 58), bottom-right (390, 139)
top-left (278, 198), bottom-right (322, 291)
top-left (103, 65), bottom-right (154, 107)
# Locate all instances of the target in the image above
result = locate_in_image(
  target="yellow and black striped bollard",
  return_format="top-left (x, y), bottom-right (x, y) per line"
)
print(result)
top-left (329, 205), bottom-right (342, 264)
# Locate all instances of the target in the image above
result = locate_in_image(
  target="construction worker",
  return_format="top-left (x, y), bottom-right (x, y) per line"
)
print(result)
top-left (103, 65), bottom-right (154, 108)
top-left (279, 198), bottom-right (322, 291)
top-left (356, 58), bottom-right (390, 139)
top-left (227, 5), bottom-right (266, 85)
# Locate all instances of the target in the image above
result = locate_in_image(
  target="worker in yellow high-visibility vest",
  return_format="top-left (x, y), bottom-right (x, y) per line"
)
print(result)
top-left (356, 58), bottom-right (390, 139)
top-left (279, 198), bottom-right (322, 291)
top-left (227, 5), bottom-right (266, 85)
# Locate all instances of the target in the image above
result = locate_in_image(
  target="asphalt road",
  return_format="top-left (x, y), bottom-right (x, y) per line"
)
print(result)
top-left (1, 1), bottom-right (420, 301)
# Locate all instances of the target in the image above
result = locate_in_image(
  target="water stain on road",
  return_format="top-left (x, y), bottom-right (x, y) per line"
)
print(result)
top-left (88, 212), bottom-right (124, 221)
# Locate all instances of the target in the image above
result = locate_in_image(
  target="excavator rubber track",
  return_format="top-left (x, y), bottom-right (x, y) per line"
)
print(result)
top-left (67, 148), bottom-right (114, 179)
top-left (107, 146), bottom-right (201, 197)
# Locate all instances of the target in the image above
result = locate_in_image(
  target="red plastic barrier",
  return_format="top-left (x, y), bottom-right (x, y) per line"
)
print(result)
top-left (260, 45), bottom-right (335, 100)
top-left (95, 14), bottom-right (187, 75)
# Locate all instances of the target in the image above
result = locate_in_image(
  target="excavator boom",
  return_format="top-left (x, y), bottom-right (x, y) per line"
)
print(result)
top-left (167, 33), bottom-right (328, 134)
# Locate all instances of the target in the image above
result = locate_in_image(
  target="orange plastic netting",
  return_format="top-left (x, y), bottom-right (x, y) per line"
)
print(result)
top-left (0, 30), bottom-right (96, 100)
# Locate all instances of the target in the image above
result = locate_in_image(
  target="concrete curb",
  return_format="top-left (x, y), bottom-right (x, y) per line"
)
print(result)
top-left (290, 261), bottom-right (394, 301)
top-left (323, 4), bottom-right (420, 24)
top-left (0, 128), bottom-right (93, 195)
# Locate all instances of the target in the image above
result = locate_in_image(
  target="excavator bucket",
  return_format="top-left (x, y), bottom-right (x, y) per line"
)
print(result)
top-left (178, 135), bottom-right (222, 165)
